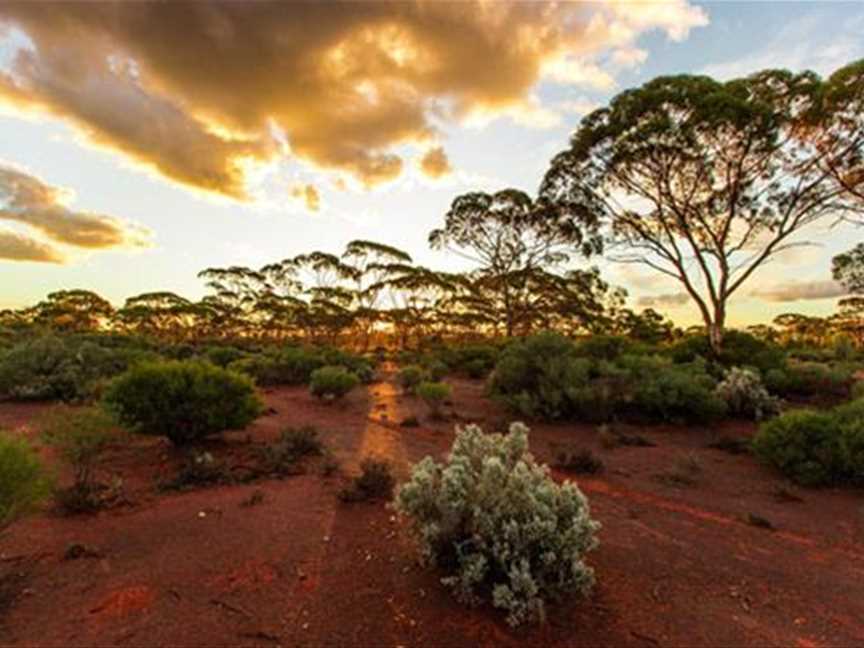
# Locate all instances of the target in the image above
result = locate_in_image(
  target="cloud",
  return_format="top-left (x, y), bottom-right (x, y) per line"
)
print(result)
top-left (418, 146), bottom-right (452, 179)
top-left (289, 183), bottom-right (320, 212)
top-left (0, 2), bottom-right (707, 198)
top-left (703, 11), bottom-right (864, 80)
top-left (637, 292), bottom-right (690, 308)
top-left (0, 163), bottom-right (151, 261)
top-left (0, 228), bottom-right (64, 263)
top-left (751, 280), bottom-right (847, 303)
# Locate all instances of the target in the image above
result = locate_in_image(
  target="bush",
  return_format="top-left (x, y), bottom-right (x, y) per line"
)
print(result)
top-left (752, 410), bottom-right (847, 486)
top-left (715, 367), bottom-right (780, 420)
top-left (395, 422), bottom-right (599, 627)
top-left (338, 458), bottom-right (395, 502)
top-left (416, 381), bottom-right (451, 418)
top-left (668, 331), bottom-right (785, 375)
top-left (103, 361), bottom-right (263, 445)
top-left (40, 406), bottom-right (117, 510)
top-left (0, 335), bottom-right (154, 402)
top-left (397, 365), bottom-right (426, 394)
top-left (753, 398), bottom-right (864, 486)
top-left (231, 346), bottom-right (374, 386)
top-left (258, 426), bottom-right (323, 476)
top-left (622, 356), bottom-right (727, 424)
top-left (765, 362), bottom-right (852, 398)
top-left (0, 433), bottom-right (52, 527)
top-left (204, 346), bottom-right (247, 368)
top-left (851, 381), bottom-right (864, 401)
top-left (309, 366), bottom-right (359, 401)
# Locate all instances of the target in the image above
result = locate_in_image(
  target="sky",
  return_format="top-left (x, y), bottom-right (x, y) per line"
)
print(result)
top-left (0, 1), bottom-right (862, 327)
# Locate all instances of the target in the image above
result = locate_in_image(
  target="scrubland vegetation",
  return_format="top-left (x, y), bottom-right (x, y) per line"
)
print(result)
top-left (0, 57), bottom-right (863, 643)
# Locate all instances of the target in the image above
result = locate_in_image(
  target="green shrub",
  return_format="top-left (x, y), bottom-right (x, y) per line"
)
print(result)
top-left (416, 381), bottom-right (452, 418)
top-left (204, 346), bottom-right (247, 368)
top-left (490, 332), bottom-right (590, 420)
top-left (574, 335), bottom-right (632, 361)
top-left (0, 335), bottom-right (153, 402)
top-left (765, 362), bottom-right (852, 398)
top-left (668, 331), bottom-right (785, 375)
top-left (0, 433), bottom-right (52, 527)
top-left (309, 366), bottom-right (359, 400)
top-left (395, 422), bottom-right (599, 627)
top-left (339, 458), bottom-right (395, 502)
top-left (397, 365), bottom-right (426, 394)
top-left (258, 426), bottom-right (323, 475)
top-left (753, 410), bottom-right (847, 486)
top-left (621, 355), bottom-right (727, 424)
top-left (715, 367), bottom-right (780, 420)
top-left (103, 361), bottom-right (263, 445)
top-left (40, 406), bottom-right (117, 510)
top-left (230, 345), bottom-right (374, 386)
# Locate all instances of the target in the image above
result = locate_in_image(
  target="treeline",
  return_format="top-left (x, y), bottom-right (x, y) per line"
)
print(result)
top-left (0, 238), bottom-right (679, 349)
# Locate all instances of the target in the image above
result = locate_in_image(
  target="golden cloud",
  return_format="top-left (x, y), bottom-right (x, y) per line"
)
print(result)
top-left (0, 2), bottom-right (706, 198)
top-left (636, 292), bottom-right (690, 309)
top-left (751, 280), bottom-right (847, 302)
top-left (419, 146), bottom-right (452, 179)
top-left (289, 183), bottom-right (321, 212)
top-left (0, 163), bottom-right (152, 261)
top-left (0, 228), bottom-right (64, 263)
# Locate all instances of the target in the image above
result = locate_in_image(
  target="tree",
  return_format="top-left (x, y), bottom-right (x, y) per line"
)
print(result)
top-left (541, 62), bottom-right (864, 353)
top-left (429, 189), bottom-right (592, 337)
top-left (833, 242), bottom-right (864, 294)
top-left (27, 290), bottom-right (114, 332)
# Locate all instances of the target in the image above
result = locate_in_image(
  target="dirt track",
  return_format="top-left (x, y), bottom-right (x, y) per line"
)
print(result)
top-left (1, 369), bottom-right (862, 647)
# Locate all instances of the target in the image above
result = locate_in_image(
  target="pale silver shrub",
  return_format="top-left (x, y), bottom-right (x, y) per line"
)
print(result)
top-left (716, 367), bottom-right (780, 420)
top-left (394, 422), bottom-right (599, 626)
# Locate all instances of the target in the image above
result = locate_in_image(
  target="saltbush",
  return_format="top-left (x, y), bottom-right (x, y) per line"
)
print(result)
top-left (395, 422), bottom-right (599, 627)
top-left (309, 366), bottom-right (359, 400)
top-left (103, 361), bottom-right (263, 445)
top-left (752, 398), bottom-right (864, 486)
top-left (0, 433), bottom-right (52, 527)
top-left (715, 367), bottom-right (780, 420)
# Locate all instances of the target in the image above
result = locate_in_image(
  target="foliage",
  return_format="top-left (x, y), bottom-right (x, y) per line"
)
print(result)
top-left (552, 446), bottom-right (605, 474)
top-left (764, 363), bottom-right (853, 398)
top-left (338, 458), bottom-right (395, 502)
top-left (752, 398), bottom-right (864, 486)
top-left (309, 366), bottom-right (359, 400)
top-left (204, 345), bottom-right (247, 368)
top-left (161, 451), bottom-right (230, 491)
top-left (257, 426), bottom-right (323, 476)
top-left (667, 331), bottom-right (785, 375)
top-left (40, 406), bottom-right (117, 511)
top-left (0, 335), bottom-right (155, 402)
top-left (491, 333), bottom-right (725, 424)
top-left (833, 243), bottom-right (864, 294)
top-left (715, 367), bottom-right (780, 420)
top-left (395, 422), bottom-right (599, 626)
top-left (103, 361), bottom-right (263, 445)
top-left (541, 63), bottom-right (864, 353)
top-left (0, 433), bottom-right (52, 527)
top-left (416, 381), bottom-right (451, 418)
top-left (230, 345), bottom-right (373, 386)
top-left (397, 365), bottom-right (427, 394)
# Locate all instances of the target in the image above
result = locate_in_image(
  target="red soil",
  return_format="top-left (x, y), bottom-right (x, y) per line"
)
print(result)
top-left (1, 370), bottom-right (862, 647)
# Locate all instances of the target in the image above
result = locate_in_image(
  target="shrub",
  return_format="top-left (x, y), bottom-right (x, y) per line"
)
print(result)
top-left (395, 422), bottom-right (599, 627)
top-left (0, 433), bottom-right (52, 527)
top-left (204, 346), bottom-right (247, 368)
top-left (715, 367), bottom-right (780, 420)
top-left (397, 365), bottom-right (426, 394)
top-left (40, 406), bottom-right (117, 511)
top-left (752, 410), bottom-right (846, 486)
top-left (258, 426), bottom-right (323, 476)
top-left (309, 366), bottom-right (359, 401)
top-left (668, 331), bottom-right (785, 375)
top-left (229, 346), bottom-right (323, 386)
top-left (851, 380), bottom-right (864, 401)
top-left (416, 381), bottom-right (451, 418)
top-left (0, 335), bottom-right (152, 402)
top-left (622, 356), bottom-right (727, 424)
top-left (161, 451), bottom-right (230, 491)
top-left (103, 361), bottom-right (263, 445)
top-left (765, 363), bottom-right (852, 398)
top-left (574, 335), bottom-right (632, 361)
top-left (338, 458), bottom-right (394, 502)
top-left (490, 332), bottom-right (592, 420)
top-left (552, 446), bottom-right (605, 474)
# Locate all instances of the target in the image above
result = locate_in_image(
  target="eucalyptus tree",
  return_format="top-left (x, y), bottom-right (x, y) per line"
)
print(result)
top-left (541, 61), bottom-right (864, 353)
top-left (833, 243), bottom-right (864, 294)
top-left (197, 266), bottom-right (269, 337)
top-left (27, 290), bottom-right (114, 332)
top-left (429, 188), bottom-right (592, 337)
top-left (342, 240), bottom-right (413, 349)
top-left (116, 292), bottom-right (195, 340)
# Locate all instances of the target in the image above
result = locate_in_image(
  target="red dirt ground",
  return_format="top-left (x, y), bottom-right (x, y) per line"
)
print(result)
top-left (1, 368), bottom-right (862, 647)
